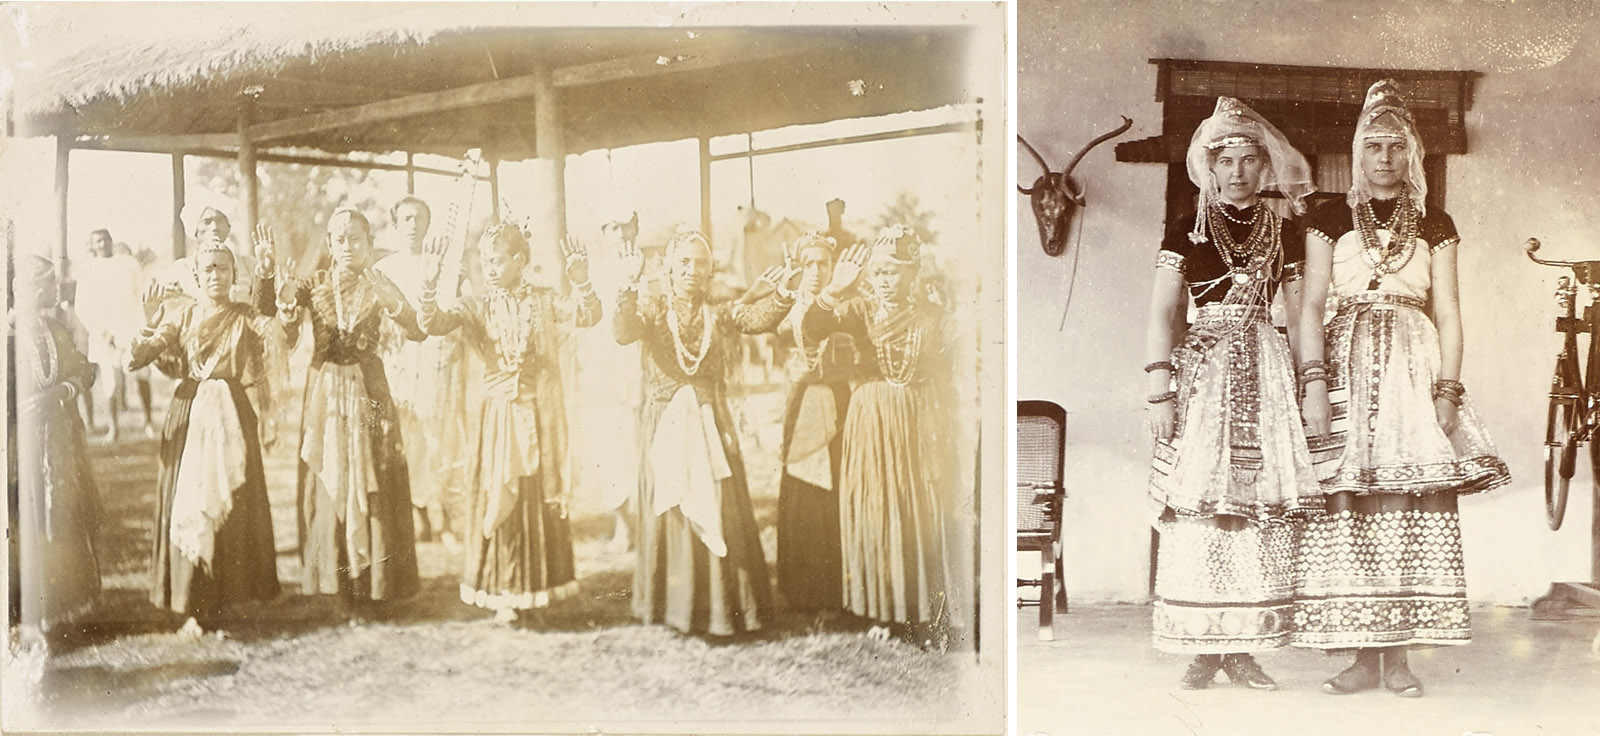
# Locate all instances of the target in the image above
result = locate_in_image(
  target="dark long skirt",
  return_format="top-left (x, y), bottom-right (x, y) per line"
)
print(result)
top-left (461, 473), bottom-right (577, 610)
top-left (632, 389), bottom-right (772, 636)
top-left (775, 381), bottom-right (846, 612)
top-left (150, 379), bottom-right (280, 619)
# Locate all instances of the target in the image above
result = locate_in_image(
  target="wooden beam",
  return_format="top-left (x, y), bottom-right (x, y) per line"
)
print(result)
top-left (171, 154), bottom-right (186, 260)
top-left (247, 72), bottom-right (549, 144)
top-left (707, 121), bottom-right (977, 162)
top-left (85, 132), bottom-right (239, 152)
top-left (551, 46), bottom-right (800, 89)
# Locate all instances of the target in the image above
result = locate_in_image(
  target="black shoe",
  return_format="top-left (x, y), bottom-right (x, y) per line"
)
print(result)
top-left (1383, 665), bottom-right (1424, 698)
top-left (1221, 653), bottom-right (1278, 690)
top-left (1180, 654), bottom-right (1223, 690)
top-left (1321, 661), bottom-right (1381, 694)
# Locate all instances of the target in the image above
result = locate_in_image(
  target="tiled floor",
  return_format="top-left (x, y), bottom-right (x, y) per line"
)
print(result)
top-left (1017, 604), bottom-right (1600, 736)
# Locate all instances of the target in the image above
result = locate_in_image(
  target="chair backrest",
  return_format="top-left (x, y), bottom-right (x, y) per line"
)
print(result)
top-left (1017, 400), bottom-right (1066, 532)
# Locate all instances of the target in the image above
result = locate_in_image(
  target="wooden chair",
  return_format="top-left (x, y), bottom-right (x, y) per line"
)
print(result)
top-left (1016, 400), bottom-right (1067, 640)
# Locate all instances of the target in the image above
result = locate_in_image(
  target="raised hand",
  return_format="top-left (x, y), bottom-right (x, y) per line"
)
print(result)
top-left (825, 243), bottom-right (869, 297)
top-left (142, 280), bottom-right (173, 326)
top-left (739, 266), bottom-right (785, 304)
top-left (252, 224), bottom-right (277, 274)
top-left (421, 235), bottom-right (450, 292)
top-left (617, 237), bottom-right (645, 284)
top-left (561, 234), bottom-right (590, 286)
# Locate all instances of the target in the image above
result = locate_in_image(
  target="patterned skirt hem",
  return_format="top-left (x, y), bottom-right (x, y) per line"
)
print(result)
top-left (1291, 635), bottom-right (1470, 649)
top-left (1153, 634), bottom-right (1291, 654)
top-left (460, 580), bottom-right (579, 611)
top-left (1317, 455), bottom-right (1511, 498)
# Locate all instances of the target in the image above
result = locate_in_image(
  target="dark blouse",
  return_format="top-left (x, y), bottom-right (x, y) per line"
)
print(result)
top-left (1160, 203), bottom-right (1306, 307)
top-left (1307, 196), bottom-right (1459, 251)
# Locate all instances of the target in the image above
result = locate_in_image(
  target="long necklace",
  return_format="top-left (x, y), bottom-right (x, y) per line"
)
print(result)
top-left (29, 319), bottom-right (58, 388)
top-left (330, 268), bottom-right (369, 332)
top-left (666, 298), bottom-right (713, 376)
top-left (791, 309), bottom-right (824, 372)
top-left (485, 284), bottom-right (537, 374)
top-left (1355, 191), bottom-right (1419, 290)
top-left (871, 302), bottom-right (924, 387)
top-left (1205, 202), bottom-right (1279, 286)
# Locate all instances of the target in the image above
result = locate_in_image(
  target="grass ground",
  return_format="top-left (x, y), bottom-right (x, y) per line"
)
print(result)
top-left (6, 356), bottom-right (990, 733)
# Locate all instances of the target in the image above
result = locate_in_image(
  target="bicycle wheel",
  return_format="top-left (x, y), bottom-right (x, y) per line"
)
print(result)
top-left (1545, 395), bottom-right (1577, 531)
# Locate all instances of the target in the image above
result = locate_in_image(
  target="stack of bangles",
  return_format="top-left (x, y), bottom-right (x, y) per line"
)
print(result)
top-left (1145, 361), bottom-right (1176, 404)
top-left (1298, 360), bottom-right (1329, 392)
top-left (1433, 378), bottom-right (1466, 406)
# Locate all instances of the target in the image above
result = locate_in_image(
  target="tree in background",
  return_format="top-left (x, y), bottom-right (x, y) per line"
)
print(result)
top-left (872, 190), bottom-right (938, 246)
top-left (191, 157), bottom-right (394, 268)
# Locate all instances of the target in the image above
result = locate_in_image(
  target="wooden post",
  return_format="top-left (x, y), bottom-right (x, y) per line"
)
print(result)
top-left (171, 153), bottom-right (187, 260)
top-left (54, 136), bottom-right (70, 283)
top-left (406, 151), bottom-right (416, 194)
top-left (699, 136), bottom-right (713, 240)
top-left (530, 62), bottom-right (565, 247)
top-left (238, 96), bottom-right (259, 241)
top-left (489, 156), bottom-right (501, 221)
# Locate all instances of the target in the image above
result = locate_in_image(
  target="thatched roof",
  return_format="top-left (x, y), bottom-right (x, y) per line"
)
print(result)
top-left (9, 3), bottom-right (979, 158)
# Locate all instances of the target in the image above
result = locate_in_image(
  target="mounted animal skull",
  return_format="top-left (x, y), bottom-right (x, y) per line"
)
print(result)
top-left (1018, 116), bottom-right (1133, 256)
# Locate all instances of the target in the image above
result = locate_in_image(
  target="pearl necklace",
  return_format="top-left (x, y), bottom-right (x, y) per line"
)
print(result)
top-left (666, 299), bottom-right (713, 377)
top-left (485, 284), bottom-right (537, 375)
top-left (1355, 192), bottom-right (1419, 290)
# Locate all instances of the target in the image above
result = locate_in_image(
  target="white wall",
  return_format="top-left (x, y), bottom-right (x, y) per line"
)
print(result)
top-left (1020, 0), bottom-right (1600, 605)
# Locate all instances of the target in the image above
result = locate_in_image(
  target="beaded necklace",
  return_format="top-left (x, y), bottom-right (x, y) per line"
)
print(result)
top-left (485, 283), bottom-right (537, 375)
top-left (29, 319), bottom-right (58, 388)
top-left (789, 303), bottom-right (825, 372)
top-left (330, 268), bottom-right (369, 332)
top-left (666, 298), bottom-right (714, 376)
top-left (1355, 190), bottom-right (1419, 290)
top-left (871, 300), bottom-right (924, 387)
top-left (1205, 202), bottom-right (1280, 287)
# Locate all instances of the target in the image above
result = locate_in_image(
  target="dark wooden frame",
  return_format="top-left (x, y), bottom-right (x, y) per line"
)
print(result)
top-left (1016, 400), bottom-right (1067, 640)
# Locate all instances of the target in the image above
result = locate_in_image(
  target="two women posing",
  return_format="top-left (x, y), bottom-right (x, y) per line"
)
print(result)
top-left (1145, 82), bottom-right (1509, 696)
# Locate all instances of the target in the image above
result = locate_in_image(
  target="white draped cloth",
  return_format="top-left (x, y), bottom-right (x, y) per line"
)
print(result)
top-left (649, 386), bottom-right (731, 557)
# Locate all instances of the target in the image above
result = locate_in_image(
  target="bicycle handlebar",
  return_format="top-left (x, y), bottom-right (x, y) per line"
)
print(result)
top-left (1527, 239), bottom-right (1600, 285)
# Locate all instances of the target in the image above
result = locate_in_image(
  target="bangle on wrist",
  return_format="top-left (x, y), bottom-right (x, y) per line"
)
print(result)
top-left (1144, 360), bottom-right (1174, 374)
top-left (1147, 391), bottom-right (1177, 405)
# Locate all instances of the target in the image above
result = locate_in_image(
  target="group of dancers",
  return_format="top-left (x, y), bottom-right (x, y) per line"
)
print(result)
top-left (11, 189), bottom-right (969, 650)
top-left (1144, 80), bottom-right (1510, 696)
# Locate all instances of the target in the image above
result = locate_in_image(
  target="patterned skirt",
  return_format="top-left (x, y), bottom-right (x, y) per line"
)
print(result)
top-left (1149, 305), bottom-right (1318, 653)
top-left (1293, 292), bottom-right (1510, 649)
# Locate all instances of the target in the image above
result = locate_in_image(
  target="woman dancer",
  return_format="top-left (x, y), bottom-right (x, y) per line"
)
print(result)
top-left (1144, 97), bottom-right (1320, 689)
top-left (254, 210), bottom-right (422, 617)
top-left (131, 242), bottom-right (281, 635)
top-left (615, 229), bottom-right (785, 637)
top-left (805, 225), bottom-right (960, 648)
top-left (740, 232), bottom-right (855, 614)
top-left (14, 255), bottom-right (102, 643)
top-left (418, 224), bottom-right (600, 623)
top-left (1295, 80), bottom-right (1510, 697)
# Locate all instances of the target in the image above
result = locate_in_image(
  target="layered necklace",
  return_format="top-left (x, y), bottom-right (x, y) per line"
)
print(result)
top-left (1204, 202), bottom-right (1280, 287)
top-left (1355, 189), bottom-right (1419, 290)
top-left (666, 296), bottom-right (714, 377)
top-left (871, 298), bottom-right (924, 387)
top-left (485, 283), bottom-right (538, 375)
top-left (790, 305), bottom-right (825, 372)
top-left (329, 267), bottom-right (370, 332)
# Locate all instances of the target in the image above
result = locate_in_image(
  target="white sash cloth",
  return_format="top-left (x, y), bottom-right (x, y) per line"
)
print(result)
top-left (649, 386), bottom-right (731, 557)
top-left (170, 379), bottom-right (246, 567)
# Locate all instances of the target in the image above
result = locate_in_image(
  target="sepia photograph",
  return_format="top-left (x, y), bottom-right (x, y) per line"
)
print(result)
top-left (1017, 0), bottom-right (1599, 734)
top-left (0, 2), bottom-right (1007, 733)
